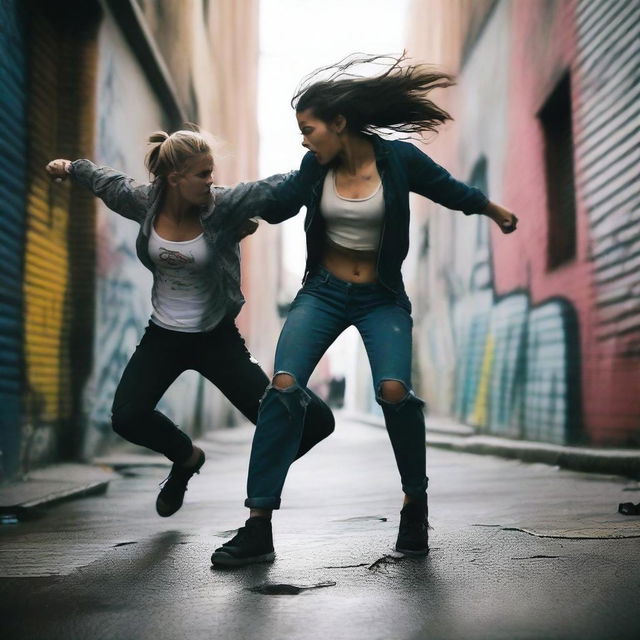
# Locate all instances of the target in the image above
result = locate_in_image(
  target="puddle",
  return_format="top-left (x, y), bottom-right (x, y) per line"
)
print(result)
top-left (248, 581), bottom-right (336, 595)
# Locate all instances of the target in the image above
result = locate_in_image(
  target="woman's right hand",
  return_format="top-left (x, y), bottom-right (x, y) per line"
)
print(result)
top-left (45, 159), bottom-right (72, 182)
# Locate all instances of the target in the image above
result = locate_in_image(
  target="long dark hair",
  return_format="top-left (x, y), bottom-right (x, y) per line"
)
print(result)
top-left (291, 53), bottom-right (455, 137)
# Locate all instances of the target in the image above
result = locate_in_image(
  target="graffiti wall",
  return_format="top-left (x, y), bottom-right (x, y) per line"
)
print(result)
top-left (81, 9), bottom-right (214, 456)
top-left (17, 1), bottom-right (100, 470)
top-left (0, 1), bottom-right (262, 479)
top-left (406, 0), bottom-right (640, 446)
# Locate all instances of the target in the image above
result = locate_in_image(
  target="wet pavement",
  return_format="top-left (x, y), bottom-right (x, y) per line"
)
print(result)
top-left (1, 416), bottom-right (639, 639)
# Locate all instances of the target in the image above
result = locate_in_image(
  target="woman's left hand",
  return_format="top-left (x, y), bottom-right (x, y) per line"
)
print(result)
top-left (238, 217), bottom-right (259, 240)
top-left (483, 202), bottom-right (518, 234)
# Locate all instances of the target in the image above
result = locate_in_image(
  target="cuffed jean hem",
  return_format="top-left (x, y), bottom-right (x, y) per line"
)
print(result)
top-left (245, 497), bottom-right (281, 510)
top-left (402, 479), bottom-right (429, 500)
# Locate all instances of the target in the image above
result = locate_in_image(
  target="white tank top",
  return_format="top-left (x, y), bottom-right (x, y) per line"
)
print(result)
top-left (320, 168), bottom-right (384, 252)
top-left (148, 225), bottom-right (224, 332)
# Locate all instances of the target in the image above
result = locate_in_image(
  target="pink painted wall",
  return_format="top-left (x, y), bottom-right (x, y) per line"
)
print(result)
top-left (406, 0), bottom-right (640, 446)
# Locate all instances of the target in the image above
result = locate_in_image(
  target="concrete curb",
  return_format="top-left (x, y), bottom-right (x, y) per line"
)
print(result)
top-left (0, 464), bottom-right (116, 517)
top-left (0, 482), bottom-right (110, 517)
top-left (343, 411), bottom-right (640, 480)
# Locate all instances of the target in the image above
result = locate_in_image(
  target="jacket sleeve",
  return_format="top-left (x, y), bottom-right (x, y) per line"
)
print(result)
top-left (209, 152), bottom-right (317, 234)
top-left (404, 143), bottom-right (489, 215)
top-left (70, 159), bottom-right (151, 223)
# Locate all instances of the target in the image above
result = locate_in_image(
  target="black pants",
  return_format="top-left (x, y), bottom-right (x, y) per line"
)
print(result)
top-left (111, 320), bottom-right (335, 463)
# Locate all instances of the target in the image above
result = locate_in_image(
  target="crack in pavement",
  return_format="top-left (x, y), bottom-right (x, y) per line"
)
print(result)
top-left (367, 553), bottom-right (408, 571)
top-left (501, 526), bottom-right (640, 540)
top-left (510, 555), bottom-right (565, 560)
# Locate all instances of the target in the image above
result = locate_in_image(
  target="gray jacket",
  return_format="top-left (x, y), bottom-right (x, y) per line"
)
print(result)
top-left (71, 160), bottom-right (303, 327)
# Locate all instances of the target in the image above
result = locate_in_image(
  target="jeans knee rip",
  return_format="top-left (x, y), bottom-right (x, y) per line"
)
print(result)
top-left (261, 372), bottom-right (312, 410)
top-left (376, 380), bottom-right (425, 412)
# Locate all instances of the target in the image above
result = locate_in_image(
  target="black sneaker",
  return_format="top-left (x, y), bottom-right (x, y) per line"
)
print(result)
top-left (211, 517), bottom-right (275, 566)
top-left (395, 497), bottom-right (430, 555)
top-left (156, 449), bottom-right (205, 517)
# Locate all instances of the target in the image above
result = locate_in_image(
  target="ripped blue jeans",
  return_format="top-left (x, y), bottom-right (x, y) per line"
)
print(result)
top-left (246, 266), bottom-right (427, 509)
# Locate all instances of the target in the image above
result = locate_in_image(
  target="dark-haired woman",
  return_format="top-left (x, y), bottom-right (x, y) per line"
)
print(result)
top-left (212, 55), bottom-right (518, 566)
top-left (46, 129), bottom-right (334, 519)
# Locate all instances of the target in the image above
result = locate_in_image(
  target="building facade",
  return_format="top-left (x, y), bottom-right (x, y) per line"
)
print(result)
top-left (0, 0), bottom-right (260, 480)
top-left (404, 0), bottom-right (640, 446)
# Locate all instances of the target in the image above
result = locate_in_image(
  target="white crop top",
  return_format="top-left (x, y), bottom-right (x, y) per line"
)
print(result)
top-left (320, 169), bottom-right (384, 252)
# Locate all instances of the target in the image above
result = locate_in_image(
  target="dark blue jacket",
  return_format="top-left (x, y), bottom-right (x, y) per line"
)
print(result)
top-left (260, 134), bottom-right (489, 293)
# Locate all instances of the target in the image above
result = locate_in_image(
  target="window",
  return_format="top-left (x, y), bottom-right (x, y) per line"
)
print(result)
top-left (539, 73), bottom-right (577, 269)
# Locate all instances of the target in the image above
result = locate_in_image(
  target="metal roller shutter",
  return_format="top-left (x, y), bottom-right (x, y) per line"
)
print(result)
top-left (0, 0), bottom-right (28, 479)
top-left (23, 7), bottom-right (73, 463)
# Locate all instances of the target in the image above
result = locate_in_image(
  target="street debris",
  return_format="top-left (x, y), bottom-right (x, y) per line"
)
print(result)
top-left (618, 502), bottom-right (640, 515)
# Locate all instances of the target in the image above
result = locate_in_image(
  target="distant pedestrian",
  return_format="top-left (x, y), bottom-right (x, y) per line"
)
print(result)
top-left (46, 128), bottom-right (334, 519)
top-left (212, 54), bottom-right (517, 566)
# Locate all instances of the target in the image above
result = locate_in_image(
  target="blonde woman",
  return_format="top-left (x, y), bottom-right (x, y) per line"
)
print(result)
top-left (46, 129), bottom-right (334, 518)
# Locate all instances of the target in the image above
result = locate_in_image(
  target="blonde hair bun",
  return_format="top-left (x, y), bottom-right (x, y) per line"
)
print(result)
top-left (144, 127), bottom-right (212, 179)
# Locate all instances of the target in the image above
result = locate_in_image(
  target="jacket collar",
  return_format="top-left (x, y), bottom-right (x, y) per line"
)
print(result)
top-left (369, 132), bottom-right (391, 161)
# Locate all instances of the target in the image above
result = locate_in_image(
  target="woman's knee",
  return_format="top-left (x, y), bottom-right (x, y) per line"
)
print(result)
top-left (378, 380), bottom-right (409, 404)
top-left (111, 404), bottom-right (144, 438)
top-left (305, 391), bottom-right (335, 436)
top-left (272, 372), bottom-right (296, 390)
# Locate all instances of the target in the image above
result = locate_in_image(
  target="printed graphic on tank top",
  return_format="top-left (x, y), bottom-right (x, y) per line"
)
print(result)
top-left (148, 225), bottom-right (224, 332)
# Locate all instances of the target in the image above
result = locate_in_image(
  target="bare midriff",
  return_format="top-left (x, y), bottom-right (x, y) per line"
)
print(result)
top-left (321, 236), bottom-right (378, 283)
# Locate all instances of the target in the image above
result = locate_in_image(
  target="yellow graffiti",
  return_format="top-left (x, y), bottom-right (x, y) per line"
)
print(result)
top-left (471, 332), bottom-right (494, 426)
top-left (23, 182), bottom-right (71, 424)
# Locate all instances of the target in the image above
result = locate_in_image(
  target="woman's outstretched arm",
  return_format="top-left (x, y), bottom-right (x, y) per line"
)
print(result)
top-left (46, 158), bottom-right (151, 223)
top-left (404, 143), bottom-right (517, 234)
top-left (208, 152), bottom-right (319, 236)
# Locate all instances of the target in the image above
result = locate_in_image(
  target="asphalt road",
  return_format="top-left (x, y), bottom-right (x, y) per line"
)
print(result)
top-left (1, 417), bottom-right (639, 639)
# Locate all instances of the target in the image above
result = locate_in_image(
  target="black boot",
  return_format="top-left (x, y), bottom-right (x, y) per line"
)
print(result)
top-left (211, 517), bottom-right (275, 567)
top-left (156, 449), bottom-right (205, 517)
top-left (395, 496), bottom-right (429, 555)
